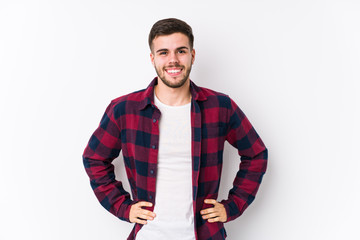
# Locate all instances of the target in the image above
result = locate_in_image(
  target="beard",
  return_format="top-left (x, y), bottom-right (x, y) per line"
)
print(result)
top-left (155, 64), bottom-right (192, 88)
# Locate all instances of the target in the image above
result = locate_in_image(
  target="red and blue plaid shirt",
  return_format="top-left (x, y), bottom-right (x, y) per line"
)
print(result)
top-left (83, 78), bottom-right (268, 240)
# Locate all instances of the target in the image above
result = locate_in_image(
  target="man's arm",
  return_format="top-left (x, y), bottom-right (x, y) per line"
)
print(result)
top-left (82, 101), bottom-right (135, 222)
top-left (220, 98), bottom-right (268, 222)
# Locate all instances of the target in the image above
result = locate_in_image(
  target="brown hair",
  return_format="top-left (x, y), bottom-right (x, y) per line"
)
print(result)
top-left (148, 18), bottom-right (194, 51)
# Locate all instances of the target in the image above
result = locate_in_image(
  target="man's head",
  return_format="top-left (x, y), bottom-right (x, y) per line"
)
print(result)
top-left (148, 18), bottom-right (194, 52)
top-left (149, 18), bottom-right (195, 89)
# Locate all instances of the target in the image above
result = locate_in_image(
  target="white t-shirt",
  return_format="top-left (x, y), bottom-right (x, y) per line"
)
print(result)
top-left (135, 94), bottom-right (195, 240)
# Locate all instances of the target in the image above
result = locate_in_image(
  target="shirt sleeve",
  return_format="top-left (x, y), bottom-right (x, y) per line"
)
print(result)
top-left (82, 101), bottom-right (135, 222)
top-left (220, 98), bottom-right (268, 222)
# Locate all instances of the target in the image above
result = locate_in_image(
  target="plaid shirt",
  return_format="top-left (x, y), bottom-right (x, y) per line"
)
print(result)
top-left (83, 78), bottom-right (268, 240)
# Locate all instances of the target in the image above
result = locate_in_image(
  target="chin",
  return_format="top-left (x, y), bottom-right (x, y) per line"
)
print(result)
top-left (160, 77), bottom-right (188, 89)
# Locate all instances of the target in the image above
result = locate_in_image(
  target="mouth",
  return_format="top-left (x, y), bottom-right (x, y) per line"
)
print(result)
top-left (165, 68), bottom-right (183, 77)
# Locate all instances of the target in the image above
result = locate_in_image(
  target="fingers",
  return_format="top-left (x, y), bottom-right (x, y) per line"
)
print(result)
top-left (137, 201), bottom-right (153, 208)
top-left (200, 206), bottom-right (215, 215)
top-left (201, 211), bottom-right (218, 220)
top-left (204, 199), bottom-right (217, 205)
top-left (129, 201), bottom-right (156, 225)
top-left (200, 207), bottom-right (215, 218)
top-left (207, 217), bottom-right (221, 223)
top-left (133, 217), bottom-right (148, 225)
top-left (200, 199), bottom-right (227, 223)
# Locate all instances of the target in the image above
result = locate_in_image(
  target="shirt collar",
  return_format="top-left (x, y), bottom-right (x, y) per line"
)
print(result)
top-left (139, 77), bottom-right (207, 110)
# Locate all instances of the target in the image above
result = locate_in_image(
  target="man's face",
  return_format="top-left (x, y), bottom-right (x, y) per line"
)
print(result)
top-left (150, 32), bottom-right (195, 88)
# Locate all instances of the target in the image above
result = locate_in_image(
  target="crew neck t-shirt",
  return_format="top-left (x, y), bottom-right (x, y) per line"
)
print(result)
top-left (135, 94), bottom-right (195, 240)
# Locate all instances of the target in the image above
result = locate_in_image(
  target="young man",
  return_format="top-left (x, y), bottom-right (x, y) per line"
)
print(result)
top-left (83, 18), bottom-right (268, 240)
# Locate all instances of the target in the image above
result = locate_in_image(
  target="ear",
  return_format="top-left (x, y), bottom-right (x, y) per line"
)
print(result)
top-left (191, 49), bottom-right (196, 65)
top-left (150, 52), bottom-right (155, 66)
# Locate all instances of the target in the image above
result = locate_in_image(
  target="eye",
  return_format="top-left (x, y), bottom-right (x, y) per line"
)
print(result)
top-left (178, 50), bottom-right (186, 54)
top-left (159, 51), bottom-right (167, 56)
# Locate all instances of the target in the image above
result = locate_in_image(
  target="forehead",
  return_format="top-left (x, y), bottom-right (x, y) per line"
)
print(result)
top-left (152, 32), bottom-right (190, 51)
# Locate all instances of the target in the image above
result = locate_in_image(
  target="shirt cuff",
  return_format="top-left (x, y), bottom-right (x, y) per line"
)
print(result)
top-left (220, 198), bottom-right (243, 222)
top-left (117, 199), bottom-right (138, 223)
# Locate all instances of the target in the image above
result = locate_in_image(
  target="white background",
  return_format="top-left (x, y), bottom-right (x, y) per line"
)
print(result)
top-left (0, 1), bottom-right (359, 239)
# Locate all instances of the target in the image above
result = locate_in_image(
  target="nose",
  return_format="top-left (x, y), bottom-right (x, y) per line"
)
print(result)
top-left (168, 52), bottom-right (179, 65)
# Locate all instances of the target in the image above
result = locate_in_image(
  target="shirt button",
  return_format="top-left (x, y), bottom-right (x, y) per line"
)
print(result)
top-left (150, 169), bottom-right (154, 174)
top-left (153, 118), bottom-right (156, 123)
top-left (149, 195), bottom-right (153, 200)
top-left (152, 145), bottom-right (156, 149)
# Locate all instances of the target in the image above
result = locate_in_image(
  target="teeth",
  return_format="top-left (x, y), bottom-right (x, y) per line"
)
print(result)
top-left (167, 69), bottom-right (181, 74)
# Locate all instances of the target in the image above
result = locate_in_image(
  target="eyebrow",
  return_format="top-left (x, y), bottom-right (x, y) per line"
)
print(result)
top-left (156, 46), bottom-right (189, 53)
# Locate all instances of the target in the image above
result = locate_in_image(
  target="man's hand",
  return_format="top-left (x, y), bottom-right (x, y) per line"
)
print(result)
top-left (129, 201), bottom-right (156, 225)
top-left (200, 199), bottom-right (227, 223)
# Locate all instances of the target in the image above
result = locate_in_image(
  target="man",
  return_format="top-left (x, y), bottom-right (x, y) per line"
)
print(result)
top-left (83, 18), bottom-right (268, 240)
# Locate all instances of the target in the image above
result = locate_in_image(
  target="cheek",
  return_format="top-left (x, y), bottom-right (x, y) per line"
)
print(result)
top-left (187, 55), bottom-right (194, 64)
top-left (153, 58), bottom-right (161, 65)
top-left (154, 61), bottom-right (161, 68)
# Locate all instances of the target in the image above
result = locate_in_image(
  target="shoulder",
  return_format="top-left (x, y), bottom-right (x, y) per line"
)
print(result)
top-left (197, 86), bottom-right (233, 109)
top-left (111, 88), bottom-right (146, 105)
top-left (107, 88), bottom-right (148, 117)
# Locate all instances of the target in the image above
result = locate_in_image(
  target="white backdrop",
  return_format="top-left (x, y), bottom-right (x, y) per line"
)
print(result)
top-left (1, 1), bottom-right (359, 239)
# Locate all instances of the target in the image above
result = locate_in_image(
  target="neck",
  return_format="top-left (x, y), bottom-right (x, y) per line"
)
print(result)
top-left (154, 78), bottom-right (192, 106)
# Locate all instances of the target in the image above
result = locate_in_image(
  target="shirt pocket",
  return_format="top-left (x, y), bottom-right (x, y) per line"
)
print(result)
top-left (202, 122), bottom-right (227, 139)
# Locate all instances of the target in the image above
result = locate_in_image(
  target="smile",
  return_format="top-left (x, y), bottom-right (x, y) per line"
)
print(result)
top-left (165, 68), bottom-right (182, 76)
